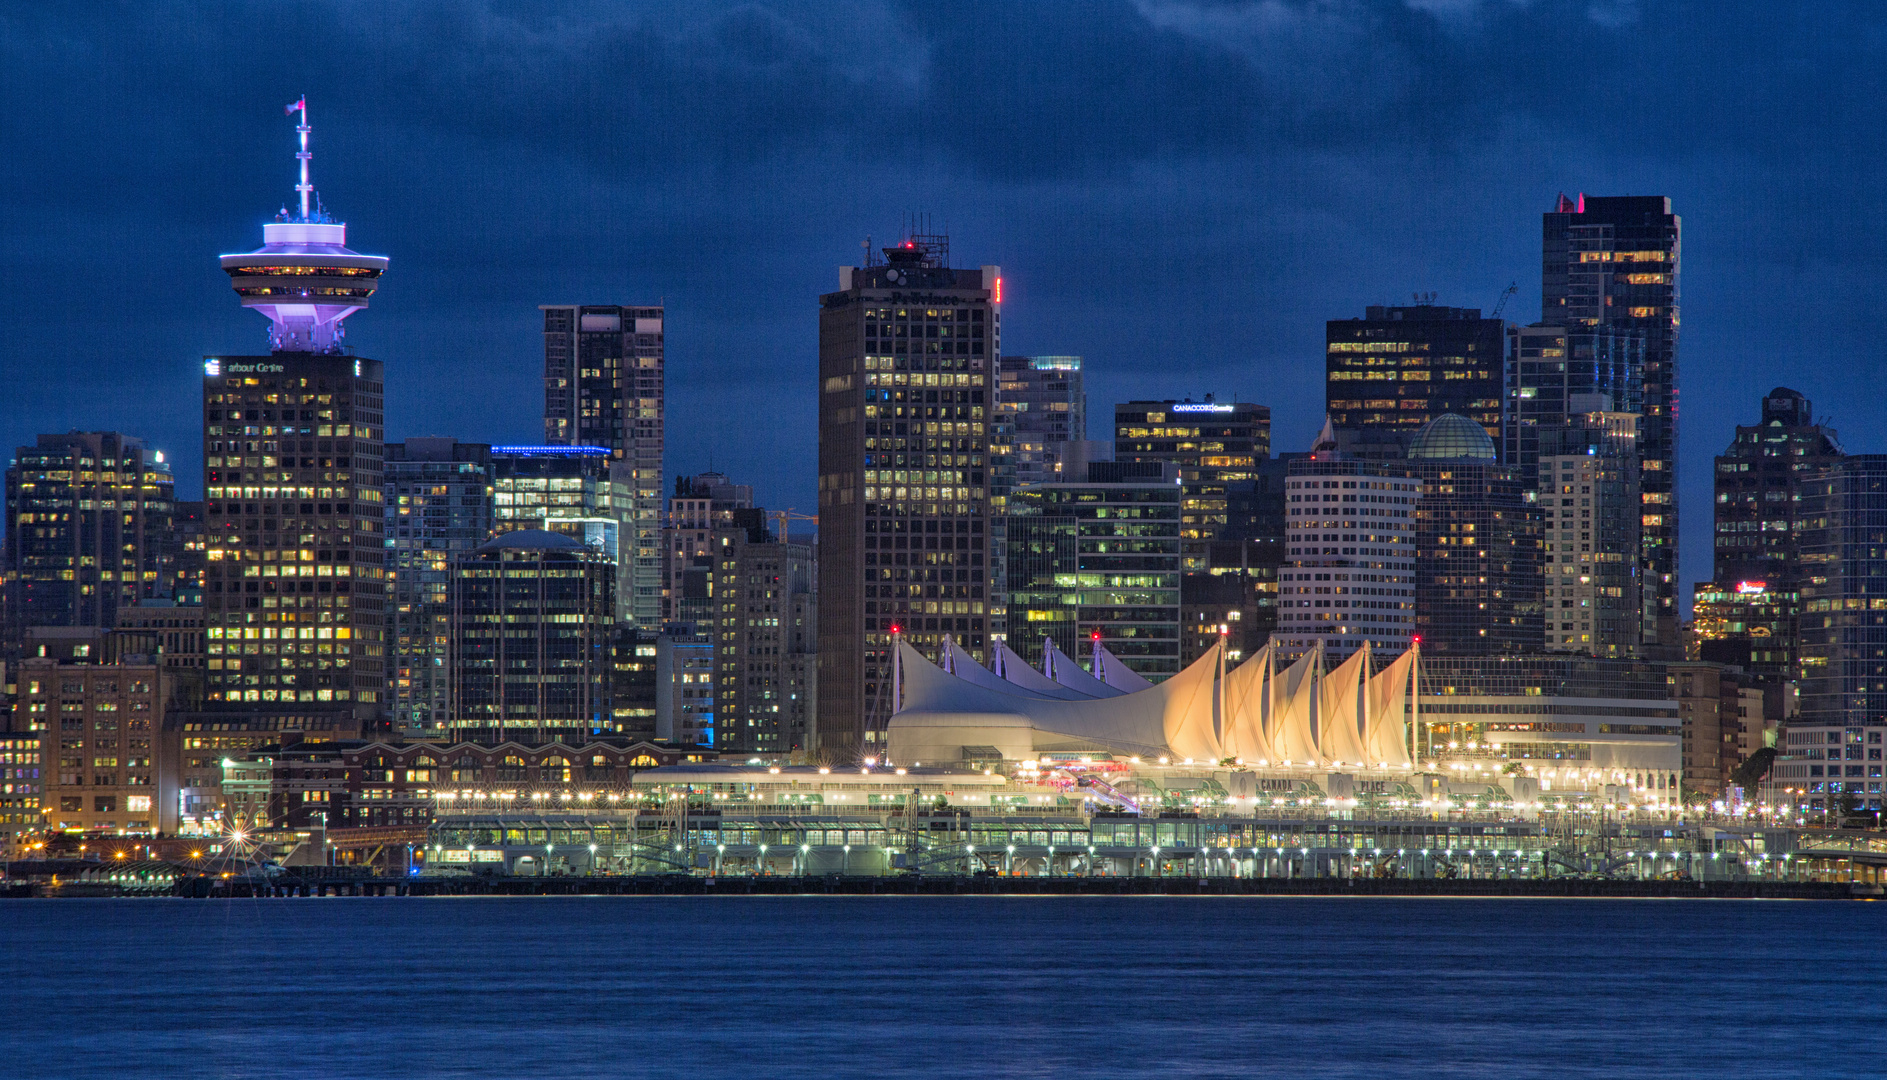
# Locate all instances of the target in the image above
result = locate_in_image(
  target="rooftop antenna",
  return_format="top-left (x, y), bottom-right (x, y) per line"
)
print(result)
top-left (286, 95), bottom-right (311, 221)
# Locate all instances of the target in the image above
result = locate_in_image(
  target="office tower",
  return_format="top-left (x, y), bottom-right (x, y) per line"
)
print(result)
top-left (1276, 422), bottom-right (1419, 663)
top-left (1535, 415), bottom-right (1643, 657)
top-left (610, 627), bottom-right (660, 741)
top-left (1325, 305), bottom-right (1505, 443)
top-left (1114, 398), bottom-right (1269, 570)
top-left (541, 304), bottom-right (664, 629)
top-left (450, 531), bottom-right (614, 740)
top-left (817, 234), bottom-right (999, 759)
top-left (996, 356), bottom-right (1087, 486)
top-left (5, 432), bottom-right (180, 642)
top-left (384, 439), bottom-right (494, 733)
top-left (1542, 194), bottom-right (1681, 650)
top-left (1796, 456), bottom-right (1887, 728)
top-left (1692, 388), bottom-right (1843, 677)
top-left (710, 524), bottom-right (818, 754)
top-left (1712, 388), bottom-right (1842, 583)
top-left (201, 354), bottom-right (386, 718)
top-left (656, 626), bottom-right (716, 745)
top-left (1504, 323), bottom-right (1644, 469)
top-left (1405, 414), bottom-right (1541, 654)
top-left (664, 472), bottom-right (756, 625)
top-left (1007, 460), bottom-right (1183, 680)
top-left (206, 106), bottom-right (388, 722)
top-left (1180, 539), bottom-right (1280, 666)
top-left (489, 445), bottom-right (632, 623)
top-left (991, 355), bottom-right (1087, 642)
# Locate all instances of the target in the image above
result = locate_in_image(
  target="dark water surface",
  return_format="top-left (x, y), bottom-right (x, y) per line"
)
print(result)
top-left (3, 896), bottom-right (1883, 1078)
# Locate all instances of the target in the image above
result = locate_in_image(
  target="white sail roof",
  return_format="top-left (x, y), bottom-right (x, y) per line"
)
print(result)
top-left (1043, 640), bottom-right (1126, 698)
top-left (1094, 643), bottom-right (1156, 693)
top-left (1270, 646), bottom-right (1322, 766)
top-left (1317, 646), bottom-right (1371, 768)
top-left (1220, 643), bottom-right (1273, 762)
top-left (991, 641), bottom-right (1096, 700)
top-left (894, 639), bottom-right (1220, 761)
top-left (934, 636), bottom-right (1067, 700)
top-left (1363, 645), bottom-right (1417, 768)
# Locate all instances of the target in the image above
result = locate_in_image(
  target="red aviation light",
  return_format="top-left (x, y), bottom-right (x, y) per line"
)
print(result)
top-left (889, 623), bottom-right (902, 634)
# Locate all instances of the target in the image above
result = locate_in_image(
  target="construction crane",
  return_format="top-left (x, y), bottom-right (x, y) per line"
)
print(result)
top-left (1491, 280), bottom-right (1519, 320)
top-left (771, 508), bottom-right (817, 541)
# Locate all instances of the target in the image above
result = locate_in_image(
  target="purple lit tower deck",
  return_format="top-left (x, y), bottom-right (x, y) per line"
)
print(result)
top-left (218, 99), bottom-right (387, 354)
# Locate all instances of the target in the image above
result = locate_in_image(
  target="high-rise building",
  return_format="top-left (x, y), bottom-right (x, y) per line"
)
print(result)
top-left (1276, 422), bottom-right (1419, 662)
top-left (541, 304), bottom-right (664, 629)
top-left (1405, 414), bottom-right (1541, 655)
top-left (1503, 323), bottom-right (1644, 469)
top-left (664, 472), bottom-right (756, 626)
top-left (1692, 388), bottom-right (1844, 678)
top-left (205, 105), bottom-right (389, 723)
top-left (450, 531), bottom-right (614, 741)
top-left (1326, 305), bottom-right (1504, 443)
top-left (1536, 414), bottom-right (1644, 657)
top-left (609, 627), bottom-right (660, 741)
top-left (5, 432), bottom-right (180, 642)
top-left (817, 235), bottom-right (999, 759)
top-left (1114, 399), bottom-right (1269, 570)
top-left (991, 355), bottom-right (1087, 644)
top-left (996, 356), bottom-right (1086, 486)
top-left (1007, 460), bottom-right (1183, 680)
top-left (1542, 194), bottom-right (1681, 650)
top-left (1796, 456), bottom-right (1887, 729)
top-left (201, 354), bottom-right (386, 719)
top-left (489, 445), bottom-right (630, 622)
top-left (709, 525), bottom-right (818, 754)
top-left (384, 439), bottom-right (494, 734)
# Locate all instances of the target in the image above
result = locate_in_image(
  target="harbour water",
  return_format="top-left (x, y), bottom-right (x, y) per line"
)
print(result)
top-left (4, 896), bottom-right (1883, 1078)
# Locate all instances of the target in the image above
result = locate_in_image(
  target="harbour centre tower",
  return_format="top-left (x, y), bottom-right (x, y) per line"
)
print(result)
top-left (201, 102), bottom-right (389, 723)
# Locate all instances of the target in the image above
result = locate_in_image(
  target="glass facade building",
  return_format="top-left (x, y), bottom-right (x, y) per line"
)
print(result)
top-left (1326, 306), bottom-right (1504, 444)
top-left (5, 432), bottom-right (180, 644)
top-left (1542, 194), bottom-right (1681, 651)
top-left (1694, 388), bottom-right (1843, 678)
top-left (1113, 399), bottom-right (1269, 571)
top-left (541, 304), bottom-right (664, 629)
top-left (1006, 461), bottom-right (1182, 680)
top-left (1536, 414), bottom-right (1643, 657)
top-left (450, 531), bottom-right (614, 741)
top-left (1796, 456), bottom-right (1887, 729)
top-left (384, 439), bottom-right (493, 734)
top-left (1406, 415), bottom-right (1540, 655)
top-left (817, 237), bottom-right (999, 758)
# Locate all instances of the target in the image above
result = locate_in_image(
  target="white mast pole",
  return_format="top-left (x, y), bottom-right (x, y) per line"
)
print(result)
top-left (294, 97), bottom-right (312, 220)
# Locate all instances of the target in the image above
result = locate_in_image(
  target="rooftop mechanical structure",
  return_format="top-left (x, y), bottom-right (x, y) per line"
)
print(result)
top-left (219, 98), bottom-right (388, 354)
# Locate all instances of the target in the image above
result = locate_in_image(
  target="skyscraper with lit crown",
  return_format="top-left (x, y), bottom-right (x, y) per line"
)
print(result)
top-left (201, 101), bottom-right (388, 723)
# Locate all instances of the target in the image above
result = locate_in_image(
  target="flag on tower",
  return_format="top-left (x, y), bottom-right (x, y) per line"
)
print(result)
top-left (285, 97), bottom-right (305, 115)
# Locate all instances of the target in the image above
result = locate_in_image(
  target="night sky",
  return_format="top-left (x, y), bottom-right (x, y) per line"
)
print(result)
top-left (4, 1), bottom-right (1882, 613)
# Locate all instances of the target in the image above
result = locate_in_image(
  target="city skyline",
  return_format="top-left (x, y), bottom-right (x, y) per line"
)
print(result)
top-left (7, 4), bottom-right (1887, 621)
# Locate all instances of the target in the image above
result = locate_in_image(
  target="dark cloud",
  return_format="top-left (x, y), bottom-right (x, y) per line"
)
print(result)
top-left (4, 0), bottom-right (1887, 610)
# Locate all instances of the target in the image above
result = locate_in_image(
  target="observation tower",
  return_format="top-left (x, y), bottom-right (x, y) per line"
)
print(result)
top-left (219, 98), bottom-right (388, 353)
